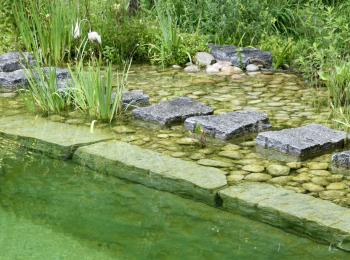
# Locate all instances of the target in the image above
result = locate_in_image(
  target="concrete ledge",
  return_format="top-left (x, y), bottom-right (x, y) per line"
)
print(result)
top-left (73, 141), bottom-right (227, 205)
top-left (219, 183), bottom-right (350, 251)
top-left (0, 115), bottom-right (112, 159)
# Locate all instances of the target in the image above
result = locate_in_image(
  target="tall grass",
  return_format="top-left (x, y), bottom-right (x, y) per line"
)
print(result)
top-left (70, 61), bottom-right (131, 123)
top-left (14, 0), bottom-right (77, 66)
top-left (22, 66), bottom-right (71, 115)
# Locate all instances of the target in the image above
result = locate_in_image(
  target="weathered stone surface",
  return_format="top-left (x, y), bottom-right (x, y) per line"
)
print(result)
top-left (246, 64), bottom-right (259, 72)
top-left (185, 111), bottom-right (271, 140)
top-left (133, 97), bottom-right (214, 125)
top-left (332, 151), bottom-right (350, 169)
top-left (195, 52), bottom-right (215, 66)
top-left (256, 124), bottom-right (346, 160)
top-left (219, 183), bottom-right (350, 251)
top-left (0, 52), bottom-right (35, 72)
top-left (0, 115), bottom-right (112, 159)
top-left (266, 164), bottom-right (290, 176)
top-left (73, 141), bottom-right (227, 205)
top-left (122, 90), bottom-right (150, 106)
top-left (184, 65), bottom-right (200, 73)
top-left (209, 45), bottom-right (273, 69)
top-left (0, 67), bottom-right (70, 92)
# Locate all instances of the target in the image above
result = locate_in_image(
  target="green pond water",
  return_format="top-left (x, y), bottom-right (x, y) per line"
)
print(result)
top-left (0, 138), bottom-right (348, 259)
top-left (0, 65), bottom-right (350, 206)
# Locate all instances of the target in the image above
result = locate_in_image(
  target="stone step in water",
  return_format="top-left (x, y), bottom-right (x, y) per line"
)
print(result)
top-left (73, 140), bottom-right (227, 205)
top-left (209, 45), bottom-right (273, 69)
top-left (256, 124), bottom-right (346, 160)
top-left (219, 183), bottom-right (350, 251)
top-left (184, 111), bottom-right (271, 140)
top-left (0, 68), bottom-right (70, 92)
top-left (0, 52), bottom-right (35, 72)
top-left (0, 115), bottom-right (112, 159)
top-left (133, 97), bottom-right (213, 125)
top-left (111, 90), bottom-right (150, 107)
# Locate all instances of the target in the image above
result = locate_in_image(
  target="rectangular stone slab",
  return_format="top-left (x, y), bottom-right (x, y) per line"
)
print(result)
top-left (133, 97), bottom-right (214, 125)
top-left (256, 124), bottom-right (346, 160)
top-left (219, 183), bottom-right (350, 251)
top-left (0, 115), bottom-right (112, 159)
top-left (184, 111), bottom-right (271, 140)
top-left (73, 141), bottom-right (227, 205)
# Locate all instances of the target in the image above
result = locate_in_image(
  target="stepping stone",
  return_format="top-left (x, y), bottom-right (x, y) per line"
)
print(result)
top-left (332, 151), bottom-right (350, 171)
top-left (117, 90), bottom-right (149, 107)
top-left (209, 45), bottom-right (272, 69)
top-left (0, 68), bottom-right (70, 92)
top-left (0, 52), bottom-right (35, 72)
top-left (133, 97), bottom-right (213, 125)
top-left (256, 124), bottom-right (346, 160)
top-left (184, 111), bottom-right (271, 140)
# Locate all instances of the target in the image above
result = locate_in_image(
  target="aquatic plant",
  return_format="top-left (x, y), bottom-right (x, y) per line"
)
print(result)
top-left (69, 61), bottom-right (131, 123)
top-left (13, 0), bottom-right (77, 66)
top-left (22, 66), bottom-right (71, 115)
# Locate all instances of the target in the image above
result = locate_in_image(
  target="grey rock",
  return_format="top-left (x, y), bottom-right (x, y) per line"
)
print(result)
top-left (133, 97), bottom-right (213, 125)
top-left (0, 52), bottom-right (35, 72)
top-left (256, 124), bottom-right (346, 160)
top-left (184, 65), bottom-right (200, 73)
top-left (122, 90), bottom-right (150, 106)
top-left (184, 111), bottom-right (271, 140)
top-left (209, 45), bottom-right (273, 68)
top-left (0, 67), bottom-right (70, 92)
top-left (195, 52), bottom-right (215, 66)
top-left (332, 151), bottom-right (350, 169)
top-left (246, 64), bottom-right (259, 72)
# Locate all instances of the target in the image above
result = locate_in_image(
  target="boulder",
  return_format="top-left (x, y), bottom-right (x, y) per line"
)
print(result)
top-left (0, 52), bottom-right (35, 72)
top-left (195, 52), bottom-right (215, 66)
top-left (209, 45), bottom-right (273, 69)
top-left (133, 97), bottom-right (213, 125)
top-left (256, 124), bottom-right (346, 160)
top-left (184, 111), bottom-right (271, 140)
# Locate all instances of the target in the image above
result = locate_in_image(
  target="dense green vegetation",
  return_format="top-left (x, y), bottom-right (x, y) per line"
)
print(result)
top-left (1, 0), bottom-right (350, 123)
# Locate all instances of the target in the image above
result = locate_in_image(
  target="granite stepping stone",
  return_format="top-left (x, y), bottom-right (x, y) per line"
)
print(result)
top-left (332, 151), bottom-right (350, 170)
top-left (256, 124), bottom-right (346, 160)
top-left (184, 111), bottom-right (271, 140)
top-left (0, 52), bottom-right (35, 72)
top-left (0, 68), bottom-right (70, 92)
top-left (133, 97), bottom-right (213, 125)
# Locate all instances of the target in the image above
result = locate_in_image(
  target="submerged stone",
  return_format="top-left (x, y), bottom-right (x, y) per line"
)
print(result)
top-left (122, 90), bottom-right (150, 106)
top-left (0, 115), bottom-right (112, 159)
top-left (332, 151), bottom-right (350, 170)
top-left (0, 52), bottom-right (35, 72)
top-left (256, 124), bottom-right (346, 160)
top-left (209, 45), bottom-right (273, 68)
top-left (133, 97), bottom-right (213, 125)
top-left (184, 111), bottom-right (271, 140)
top-left (73, 141), bottom-right (227, 205)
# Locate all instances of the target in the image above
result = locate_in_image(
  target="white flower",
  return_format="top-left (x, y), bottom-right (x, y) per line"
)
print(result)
top-left (88, 31), bottom-right (102, 44)
top-left (73, 20), bottom-right (80, 39)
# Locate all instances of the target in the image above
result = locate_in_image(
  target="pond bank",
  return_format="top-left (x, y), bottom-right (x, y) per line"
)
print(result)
top-left (1, 114), bottom-right (350, 251)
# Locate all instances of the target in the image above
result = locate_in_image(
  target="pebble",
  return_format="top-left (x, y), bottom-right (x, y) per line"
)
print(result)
top-left (269, 176), bottom-right (292, 185)
top-left (230, 170), bottom-right (249, 176)
top-left (197, 159), bottom-right (231, 168)
top-left (245, 173), bottom-right (271, 182)
top-left (171, 152), bottom-right (187, 158)
top-left (326, 182), bottom-right (347, 190)
top-left (302, 183), bottom-right (324, 192)
top-left (227, 174), bottom-right (245, 184)
top-left (112, 126), bottom-right (136, 134)
top-left (266, 164), bottom-right (290, 176)
top-left (221, 144), bottom-right (241, 151)
top-left (319, 190), bottom-right (346, 200)
top-left (311, 177), bottom-right (329, 186)
top-left (292, 173), bottom-right (310, 183)
top-left (246, 64), bottom-right (259, 72)
top-left (242, 165), bottom-right (265, 173)
top-left (184, 65), bottom-right (200, 73)
top-left (218, 150), bottom-right (242, 159)
top-left (326, 174), bottom-right (343, 182)
top-left (306, 162), bottom-right (329, 170)
top-left (176, 138), bottom-right (199, 145)
top-left (286, 162), bottom-right (302, 169)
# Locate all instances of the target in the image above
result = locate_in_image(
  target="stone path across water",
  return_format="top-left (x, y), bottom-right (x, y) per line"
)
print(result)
top-left (256, 124), bottom-right (347, 160)
top-left (185, 111), bottom-right (271, 140)
top-left (133, 97), bottom-right (214, 125)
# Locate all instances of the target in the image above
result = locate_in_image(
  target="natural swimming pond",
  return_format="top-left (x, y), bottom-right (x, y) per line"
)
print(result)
top-left (1, 65), bottom-right (349, 208)
top-left (0, 137), bottom-right (348, 259)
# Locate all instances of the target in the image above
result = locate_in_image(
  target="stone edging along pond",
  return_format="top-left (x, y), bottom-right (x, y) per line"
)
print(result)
top-left (1, 115), bottom-right (350, 251)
